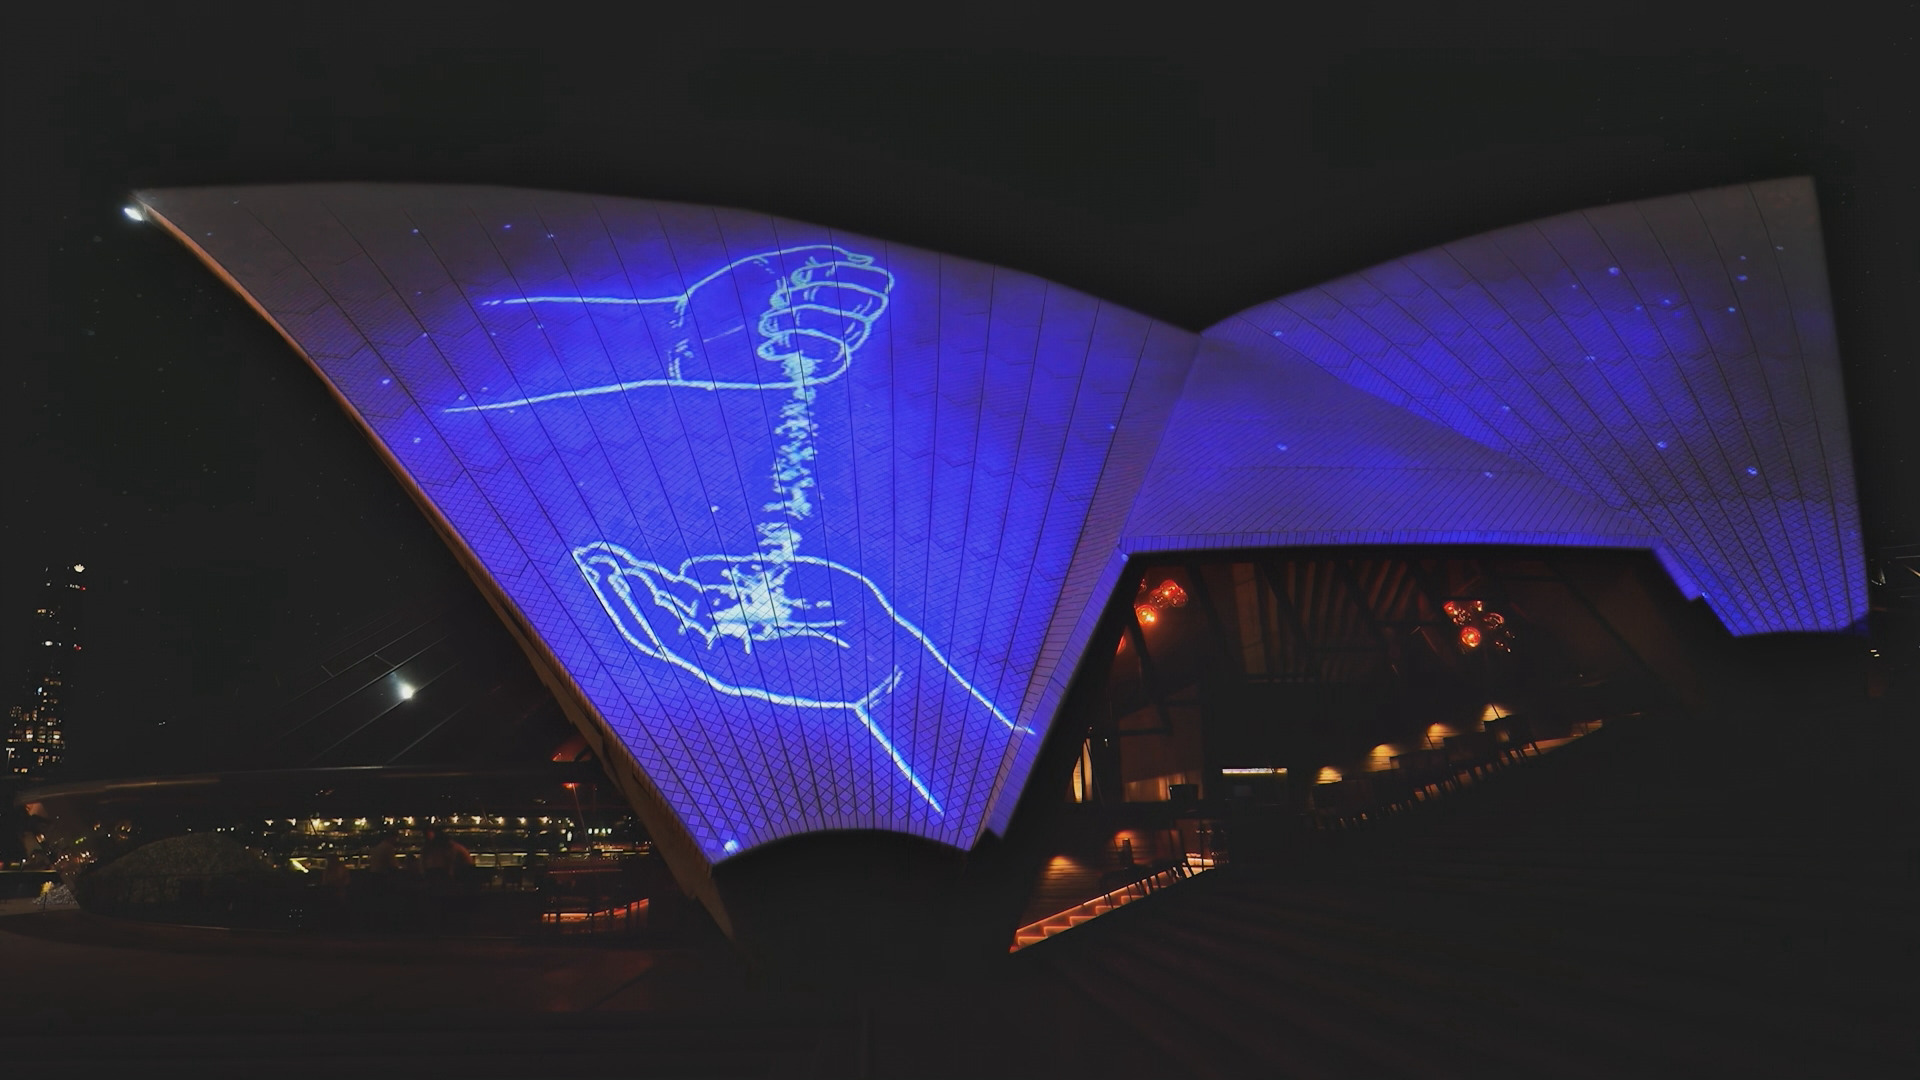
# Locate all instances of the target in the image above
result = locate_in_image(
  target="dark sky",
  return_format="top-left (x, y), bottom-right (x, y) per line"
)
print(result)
top-left (6, 21), bottom-right (1914, 776)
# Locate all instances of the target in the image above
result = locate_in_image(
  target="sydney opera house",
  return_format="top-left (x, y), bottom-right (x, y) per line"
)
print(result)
top-left (14, 173), bottom-right (1906, 1074)
top-left (119, 176), bottom-right (1866, 937)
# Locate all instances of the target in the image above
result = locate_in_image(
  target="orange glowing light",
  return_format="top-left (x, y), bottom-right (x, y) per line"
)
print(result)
top-left (540, 898), bottom-right (649, 924)
top-left (1134, 605), bottom-right (1159, 625)
top-left (1459, 626), bottom-right (1482, 648)
top-left (1149, 580), bottom-right (1188, 608)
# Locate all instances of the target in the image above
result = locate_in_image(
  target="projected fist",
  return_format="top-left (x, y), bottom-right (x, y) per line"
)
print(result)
top-left (574, 541), bottom-right (1024, 813)
top-left (670, 245), bottom-right (895, 388)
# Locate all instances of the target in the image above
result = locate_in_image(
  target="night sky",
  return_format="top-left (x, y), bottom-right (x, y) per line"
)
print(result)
top-left (7, 22), bottom-right (1914, 778)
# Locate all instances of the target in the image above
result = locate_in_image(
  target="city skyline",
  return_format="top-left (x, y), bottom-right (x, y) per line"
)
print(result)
top-left (4, 563), bottom-right (87, 780)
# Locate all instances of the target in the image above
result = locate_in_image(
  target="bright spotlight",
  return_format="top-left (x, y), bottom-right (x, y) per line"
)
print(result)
top-left (122, 205), bottom-right (144, 222)
top-left (397, 682), bottom-right (415, 700)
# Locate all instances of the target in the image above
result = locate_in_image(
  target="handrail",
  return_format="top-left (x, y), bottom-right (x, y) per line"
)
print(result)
top-left (1010, 856), bottom-right (1213, 952)
top-left (1314, 715), bottom-right (1622, 831)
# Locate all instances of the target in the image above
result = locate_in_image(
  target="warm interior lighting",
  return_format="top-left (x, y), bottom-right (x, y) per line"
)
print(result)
top-left (1448, 598), bottom-right (1512, 651)
top-left (1132, 578), bottom-right (1186, 628)
top-left (1316, 766), bottom-right (1342, 784)
top-left (1146, 580), bottom-right (1187, 608)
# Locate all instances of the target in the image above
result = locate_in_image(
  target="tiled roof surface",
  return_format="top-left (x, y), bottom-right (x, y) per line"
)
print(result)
top-left (138, 177), bottom-right (1860, 862)
top-left (1206, 178), bottom-right (1860, 637)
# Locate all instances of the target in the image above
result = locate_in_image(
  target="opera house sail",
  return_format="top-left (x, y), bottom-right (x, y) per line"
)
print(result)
top-left (136, 177), bottom-right (1861, 916)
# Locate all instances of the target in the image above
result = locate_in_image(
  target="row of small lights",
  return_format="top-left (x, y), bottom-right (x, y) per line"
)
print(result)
top-left (1222, 717), bottom-right (1503, 786)
top-left (1131, 584), bottom-right (1515, 657)
top-left (270, 816), bottom-right (566, 829)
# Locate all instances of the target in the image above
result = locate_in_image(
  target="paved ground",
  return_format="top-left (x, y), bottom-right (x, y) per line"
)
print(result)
top-left (6, 666), bottom-right (1913, 1078)
top-left (0, 908), bottom-right (1146, 1078)
top-left (1, 910), bottom-right (693, 1014)
top-left (0, 910), bottom-right (869, 1077)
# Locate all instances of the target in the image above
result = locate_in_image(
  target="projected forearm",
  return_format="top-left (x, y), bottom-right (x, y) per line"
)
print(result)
top-left (450, 246), bottom-right (891, 405)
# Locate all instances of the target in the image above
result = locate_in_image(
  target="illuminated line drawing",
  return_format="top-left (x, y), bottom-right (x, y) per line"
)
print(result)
top-left (575, 542), bottom-right (1032, 814)
top-left (453, 245), bottom-right (1028, 818)
top-left (449, 245), bottom-right (886, 407)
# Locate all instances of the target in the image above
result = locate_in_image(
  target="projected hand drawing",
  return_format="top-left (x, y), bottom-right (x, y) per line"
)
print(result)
top-left (140, 178), bottom-right (1866, 874)
top-left (452, 246), bottom-right (1025, 815)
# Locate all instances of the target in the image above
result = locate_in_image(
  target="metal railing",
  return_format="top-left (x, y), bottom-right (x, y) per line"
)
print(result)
top-left (1011, 854), bottom-right (1213, 951)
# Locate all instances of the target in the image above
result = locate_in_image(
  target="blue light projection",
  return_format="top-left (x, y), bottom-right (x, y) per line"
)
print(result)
top-left (453, 246), bottom-right (889, 401)
top-left (446, 246), bottom-right (1024, 812)
top-left (138, 185), bottom-right (1186, 862)
top-left (1203, 177), bottom-right (1864, 635)
top-left (137, 177), bottom-right (1864, 873)
top-left (1123, 333), bottom-right (1668, 561)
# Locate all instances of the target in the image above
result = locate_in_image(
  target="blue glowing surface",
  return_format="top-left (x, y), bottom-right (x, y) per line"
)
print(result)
top-left (1205, 178), bottom-right (1864, 635)
top-left (141, 186), bottom-right (1181, 858)
top-left (140, 177), bottom-right (1864, 863)
top-left (1125, 334), bottom-right (1667, 557)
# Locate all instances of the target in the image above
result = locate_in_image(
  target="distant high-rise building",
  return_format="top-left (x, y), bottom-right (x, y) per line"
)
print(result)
top-left (5, 563), bottom-right (87, 779)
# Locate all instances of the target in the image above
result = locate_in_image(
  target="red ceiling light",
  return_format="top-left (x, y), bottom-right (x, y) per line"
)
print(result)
top-left (1133, 578), bottom-right (1186, 628)
top-left (1446, 598), bottom-right (1513, 652)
